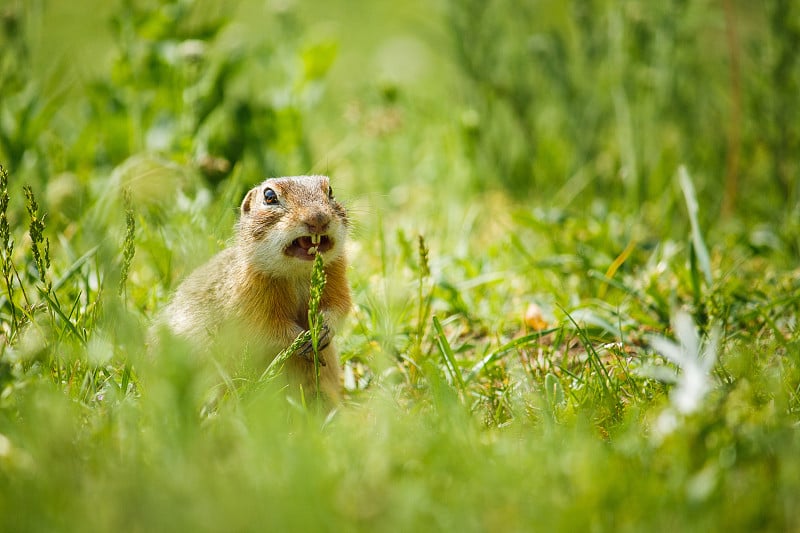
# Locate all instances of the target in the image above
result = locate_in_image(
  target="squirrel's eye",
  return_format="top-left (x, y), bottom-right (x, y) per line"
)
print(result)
top-left (263, 188), bottom-right (279, 205)
top-left (328, 185), bottom-right (334, 200)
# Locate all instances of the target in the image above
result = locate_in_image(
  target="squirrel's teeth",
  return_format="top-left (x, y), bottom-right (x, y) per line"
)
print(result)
top-left (311, 234), bottom-right (321, 245)
top-left (307, 246), bottom-right (318, 255)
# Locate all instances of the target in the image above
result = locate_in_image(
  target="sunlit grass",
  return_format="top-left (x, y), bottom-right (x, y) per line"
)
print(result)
top-left (1, 0), bottom-right (800, 531)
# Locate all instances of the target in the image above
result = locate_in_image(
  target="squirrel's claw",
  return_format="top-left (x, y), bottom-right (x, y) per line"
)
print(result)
top-left (297, 324), bottom-right (330, 366)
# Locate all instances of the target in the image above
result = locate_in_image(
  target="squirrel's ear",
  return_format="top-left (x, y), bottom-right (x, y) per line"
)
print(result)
top-left (240, 188), bottom-right (257, 215)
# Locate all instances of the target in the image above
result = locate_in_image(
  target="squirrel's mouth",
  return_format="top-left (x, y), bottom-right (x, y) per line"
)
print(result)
top-left (284, 234), bottom-right (333, 260)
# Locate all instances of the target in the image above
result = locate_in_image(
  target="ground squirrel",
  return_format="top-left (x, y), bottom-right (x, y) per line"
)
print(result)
top-left (162, 175), bottom-right (352, 401)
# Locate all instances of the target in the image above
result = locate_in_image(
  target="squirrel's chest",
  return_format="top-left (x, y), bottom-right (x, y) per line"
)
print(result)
top-left (288, 280), bottom-right (312, 326)
top-left (235, 278), bottom-right (311, 330)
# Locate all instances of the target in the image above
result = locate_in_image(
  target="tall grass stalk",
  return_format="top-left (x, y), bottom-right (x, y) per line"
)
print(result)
top-left (0, 165), bottom-right (18, 334)
top-left (308, 251), bottom-right (327, 403)
top-left (118, 188), bottom-right (136, 299)
top-left (23, 185), bottom-right (50, 292)
top-left (412, 234), bottom-right (432, 368)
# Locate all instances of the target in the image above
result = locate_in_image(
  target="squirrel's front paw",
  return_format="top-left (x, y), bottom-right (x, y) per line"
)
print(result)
top-left (297, 324), bottom-right (330, 365)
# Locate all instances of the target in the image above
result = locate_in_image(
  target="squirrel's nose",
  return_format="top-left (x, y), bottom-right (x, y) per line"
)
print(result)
top-left (304, 212), bottom-right (331, 234)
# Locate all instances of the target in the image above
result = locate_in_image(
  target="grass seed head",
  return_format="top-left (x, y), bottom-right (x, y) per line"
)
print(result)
top-left (23, 185), bottom-right (50, 287)
top-left (119, 188), bottom-right (137, 297)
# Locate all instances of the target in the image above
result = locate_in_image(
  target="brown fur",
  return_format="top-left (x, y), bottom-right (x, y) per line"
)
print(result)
top-left (161, 176), bottom-right (351, 401)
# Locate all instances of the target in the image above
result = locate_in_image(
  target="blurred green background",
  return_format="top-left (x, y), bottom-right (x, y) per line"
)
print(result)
top-left (7, 0), bottom-right (799, 223)
top-left (1, 0), bottom-right (799, 531)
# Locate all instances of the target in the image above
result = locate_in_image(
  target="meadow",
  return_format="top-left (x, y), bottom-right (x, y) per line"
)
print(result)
top-left (1, 0), bottom-right (799, 531)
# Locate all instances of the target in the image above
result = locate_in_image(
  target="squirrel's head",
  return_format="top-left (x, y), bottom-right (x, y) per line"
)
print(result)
top-left (237, 175), bottom-right (349, 277)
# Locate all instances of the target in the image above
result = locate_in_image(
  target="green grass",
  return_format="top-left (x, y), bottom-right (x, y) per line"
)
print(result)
top-left (2, 0), bottom-right (800, 531)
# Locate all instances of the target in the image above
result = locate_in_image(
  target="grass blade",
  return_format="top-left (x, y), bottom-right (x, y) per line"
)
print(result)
top-left (259, 330), bottom-right (312, 383)
top-left (52, 245), bottom-right (100, 292)
top-left (679, 166), bottom-right (712, 287)
top-left (558, 304), bottom-right (612, 397)
top-left (466, 328), bottom-right (558, 382)
top-left (38, 287), bottom-right (87, 347)
top-left (432, 316), bottom-right (466, 393)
